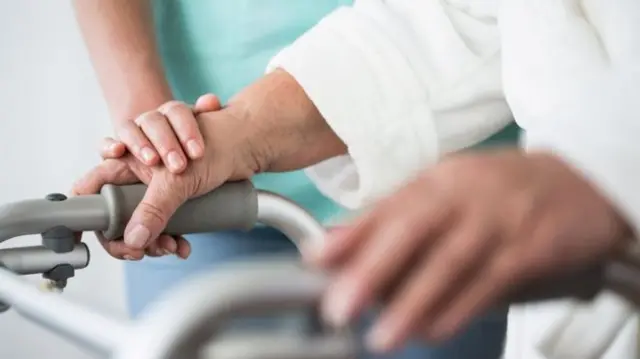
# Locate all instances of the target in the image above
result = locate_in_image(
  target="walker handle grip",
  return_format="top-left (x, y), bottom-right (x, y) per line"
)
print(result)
top-left (100, 181), bottom-right (258, 240)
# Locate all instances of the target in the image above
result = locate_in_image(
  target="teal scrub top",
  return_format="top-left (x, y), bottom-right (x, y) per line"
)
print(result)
top-left (152, 0), bottom-right (520, 223)
top-left (152, 0), bottom-right (353, 223)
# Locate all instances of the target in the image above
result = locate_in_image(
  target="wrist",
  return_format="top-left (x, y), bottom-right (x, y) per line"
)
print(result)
top-left (225, 70), bottom-right (299, 173)
top-left (227, 69), bottom-right (344, 173)
top-left (222, 102), bottom-right (274, 176)
top-left (535, 152), bottom-right (634, 251)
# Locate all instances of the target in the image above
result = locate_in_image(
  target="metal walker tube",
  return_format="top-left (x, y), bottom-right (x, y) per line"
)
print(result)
top-left (1, 181), bottom-right (640, 358)
top-left (0, 184), bottom-right (356, 358)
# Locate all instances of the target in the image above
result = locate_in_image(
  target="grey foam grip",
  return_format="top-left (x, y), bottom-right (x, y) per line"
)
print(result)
top-left (100, 181), bottom-right (258, 240)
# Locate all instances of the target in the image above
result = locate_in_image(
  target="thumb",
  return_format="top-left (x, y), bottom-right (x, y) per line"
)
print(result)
top-left (123, 176), bottom-right (189, 249)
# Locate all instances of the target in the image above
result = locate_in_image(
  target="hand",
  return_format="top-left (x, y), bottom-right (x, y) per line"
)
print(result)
top-left (305, 150), bottom-right (631, 353)
top-left (110, 94), bottom-right (221, 173)
top-left (72, 105), bottom-right (261, 260)
top-left (72, 94), bottom-right (221, 260)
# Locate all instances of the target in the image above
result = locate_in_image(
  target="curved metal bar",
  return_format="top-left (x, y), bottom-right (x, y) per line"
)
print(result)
top-left (113, 259), bottom-right (355, 359)
top-left (0, 189), bottom-right (342, 359)
top-left (113, 193), bottom-right (352, 359)
top-left (255, 190), bottom-right (326, 249)
top-left (0, 267), bottom-right (129, 355)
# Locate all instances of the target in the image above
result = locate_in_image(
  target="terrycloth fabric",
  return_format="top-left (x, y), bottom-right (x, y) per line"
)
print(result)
top-left (501, 0), bottom-right (640, 358)
top-left (534, 292), bottom-right (635, 359)
top-left (267, 0), bottom-right (640, 358)
top-left (267, 0), bottom-right (512, 209)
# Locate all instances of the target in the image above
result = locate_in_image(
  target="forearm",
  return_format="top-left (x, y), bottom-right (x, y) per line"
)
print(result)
top-left (228, 69), bottom-right (347, 172)
top-left (73, 0), bottom-right (172, 123)
top-left (234, 2), bottom-right (509, 209)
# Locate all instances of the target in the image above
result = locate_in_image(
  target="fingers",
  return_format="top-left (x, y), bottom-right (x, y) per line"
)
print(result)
top-left (320, 199), bottom-right (449, 328)
top-left (116, 120), bottom-right (160, 166)
top-left (135, 109), bottom-right (189, 173)
top-left (154, 235), bottom-right (191, 259)
top-left (155, 234), bottom-right (178, 255)
top-left (98, 232), bottom-right (145, 261)
top-left (175, 236), bottom-right (191, 259)
top-left (193, 93), bottom-right (221, 114)
top-left (99, 137), bottom-right (127, 159)
top-left (106, 95), bottom-right (220, 169)
top-left (305, 219), bottom-right (369, 268)
top-left (147, 234), bottom-right (190, 258)
top-left (424, 251), bottom-right (519, 340)
top-left (71, 159), bottom-right (139, 196)
top-left (123, 176), bottom-right (188, 250)
top-left (158, 101), bottom-right (205, 160)
top-left (366, 218), bottom-right (493, 352)
top-left (97, 228), bottom-right (191, 260)
top-left (306, 196), bottom-right (409, 267)
top-left (97, 232), bottom-right (190, 260)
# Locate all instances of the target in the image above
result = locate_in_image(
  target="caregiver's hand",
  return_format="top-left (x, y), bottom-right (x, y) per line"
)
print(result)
top-left (109, 94), bottom-right (221, 173)
top-left (72, 105), bottom-right (261, 260)
top-left (305, 150), bottom-right (631, 353)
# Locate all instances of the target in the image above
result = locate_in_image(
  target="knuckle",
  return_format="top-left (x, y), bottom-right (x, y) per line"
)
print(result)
top-left (134, 110), bottom-right (163, 128)
top-left (162, 103), bottom-right (194, 125)
top-left (114, 121), bottom-right (133, 135)
top-left (166, 107), bottom-right (199, 135)
top-left (138, 200), bottom-right (169, 226)
top-left (158, 100), bottom-right (186, 115)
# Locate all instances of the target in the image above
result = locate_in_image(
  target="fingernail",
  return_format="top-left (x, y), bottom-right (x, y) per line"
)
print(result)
top-left (123, 255), bottom-right (138, 261)
top-left (186, 140), bottom-right (203, 158)
top-left (163, 249), bottom-right (173, 255)
top-left (167, 151), bottom-right (184, 171)
top-left (125, 225), bottom-right (151, 249)
top-left (322, 284), bottom-right (354, 327)
top-left (140, 147), bottom-right (156, 164)
top-left (109, 142), bottom-right (120, 153)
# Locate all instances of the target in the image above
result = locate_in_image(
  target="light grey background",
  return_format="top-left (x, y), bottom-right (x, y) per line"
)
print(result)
top-left (0, 1), bottom-right (127, 358)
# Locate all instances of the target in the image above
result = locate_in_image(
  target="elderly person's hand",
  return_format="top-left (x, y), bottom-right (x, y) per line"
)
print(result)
top-left (72, 94), bottom-right (221, 260)
top-left (305, 150), bottom-right (632, 353)
top-left (72, 103), bottom-right (261, 260)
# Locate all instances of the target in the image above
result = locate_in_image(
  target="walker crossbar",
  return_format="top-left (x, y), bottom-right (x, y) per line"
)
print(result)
top-left (1, 180), bottom-right (640, 358)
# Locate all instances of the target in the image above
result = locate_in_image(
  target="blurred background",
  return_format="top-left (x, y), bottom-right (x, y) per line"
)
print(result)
top-left (0, 1), bottom-right (127, 358)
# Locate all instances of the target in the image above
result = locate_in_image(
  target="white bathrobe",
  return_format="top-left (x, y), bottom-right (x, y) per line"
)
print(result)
top-left (266, 0), bottom-right (640, 358)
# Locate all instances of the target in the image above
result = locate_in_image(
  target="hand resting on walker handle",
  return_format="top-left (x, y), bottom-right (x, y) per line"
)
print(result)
top-left (303, 150), bottom-right (633, 353)
top-left (71, 93), bottom-right (260, 261)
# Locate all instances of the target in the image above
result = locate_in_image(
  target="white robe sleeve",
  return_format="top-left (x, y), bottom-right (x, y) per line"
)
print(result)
top-left (266, 0), bottom-right (511, 209)
top-left (500, 1), bottom-right (640, 358)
